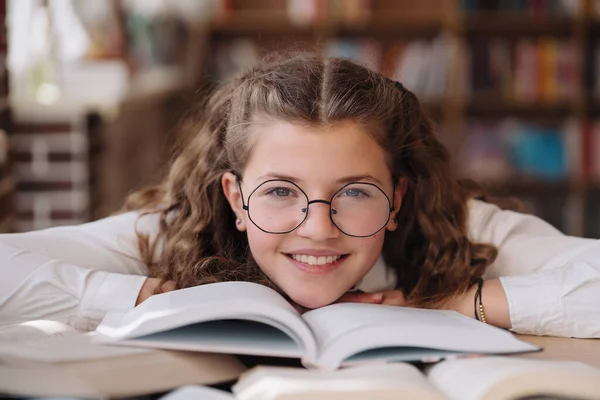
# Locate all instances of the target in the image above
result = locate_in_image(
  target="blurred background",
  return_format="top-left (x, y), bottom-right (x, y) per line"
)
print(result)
top-left (0, 0), bottom-right (599, 238)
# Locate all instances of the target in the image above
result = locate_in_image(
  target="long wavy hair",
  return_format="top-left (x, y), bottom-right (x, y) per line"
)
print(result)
top-left (124, 52), bottom-right (499, 308)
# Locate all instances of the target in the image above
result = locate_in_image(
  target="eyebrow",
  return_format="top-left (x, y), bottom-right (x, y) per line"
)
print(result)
top-left (257, 173), bottom-right (384, 186)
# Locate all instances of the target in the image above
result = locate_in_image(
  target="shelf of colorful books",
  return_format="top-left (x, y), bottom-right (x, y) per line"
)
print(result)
top-left (466, 99), bottom-right (575, 120)
top-left (463, 13), bottom-right (576, 36)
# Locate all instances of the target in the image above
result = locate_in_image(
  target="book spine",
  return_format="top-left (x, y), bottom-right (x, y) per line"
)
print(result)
top-left (515, 40), bottom-right (537, 103)
top-left (563, 118), bottom-right (582, 180)
top-left (536, 39), bottom-right (547, 103)
top-left (545, 39), bottom-right (558, 103)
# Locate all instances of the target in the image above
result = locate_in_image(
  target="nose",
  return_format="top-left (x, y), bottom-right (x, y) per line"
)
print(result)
top-left (295, 201), bottom-right (340, 241)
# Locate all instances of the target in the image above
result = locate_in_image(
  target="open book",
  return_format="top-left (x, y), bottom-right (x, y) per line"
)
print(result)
top-left (160, 357), bottom-right (600, 400)
top-left (0, 320), bottom-right (245, 398)
top-left (95, 281), bottom-right (538, 370)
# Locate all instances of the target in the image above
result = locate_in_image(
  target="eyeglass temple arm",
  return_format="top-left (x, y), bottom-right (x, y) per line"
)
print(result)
top-left (233, 172), bottom-right (249, 210)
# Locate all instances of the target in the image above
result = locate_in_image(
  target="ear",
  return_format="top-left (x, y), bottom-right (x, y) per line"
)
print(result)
top-left (221, 171), bottom-right (247, 231)
top-left (386, 177), bottom-right (408, 232)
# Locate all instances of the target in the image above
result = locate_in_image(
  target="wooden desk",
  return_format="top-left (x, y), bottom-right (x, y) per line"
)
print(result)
top-left (514, 334), bottom-right (600, 368)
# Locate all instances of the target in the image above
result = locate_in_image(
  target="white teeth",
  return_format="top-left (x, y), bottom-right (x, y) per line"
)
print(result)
top-left (291, 254), bottom-right (342, 265)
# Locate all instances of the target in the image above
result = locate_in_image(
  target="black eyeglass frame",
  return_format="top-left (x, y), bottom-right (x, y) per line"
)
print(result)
top-left (236, 177), bottom-right (396, 238)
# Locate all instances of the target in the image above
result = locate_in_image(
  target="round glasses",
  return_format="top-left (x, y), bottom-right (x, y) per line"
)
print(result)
top-left (237, 179), bottom-right (394, 238)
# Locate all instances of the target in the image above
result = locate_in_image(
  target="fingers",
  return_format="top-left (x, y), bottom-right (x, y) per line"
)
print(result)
top-left (337, 291), bottom-right (384, 304)
top-left (337, 290), bottom-right (409, 307)
top-left (291, 303), bottom-right (309, 314)
top-left (160, 280), bottom-right (177, 292)
top-left (136, 279), bottom-right (178, 306)
top-left (136, 277), bottom-right (159, 306)
top-left (380, 291), bottom-right (408, 306)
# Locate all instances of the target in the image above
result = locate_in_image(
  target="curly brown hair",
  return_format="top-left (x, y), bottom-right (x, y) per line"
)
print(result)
top-left (124, 52), bottom-right (499, 308)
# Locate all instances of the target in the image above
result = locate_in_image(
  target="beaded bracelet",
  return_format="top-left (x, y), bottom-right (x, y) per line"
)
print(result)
top-left (473, 277), bottom-right (487, 324)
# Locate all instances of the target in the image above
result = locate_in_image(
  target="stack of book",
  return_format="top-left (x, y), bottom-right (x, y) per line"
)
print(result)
top-left (468, 37), bottom-right (578, 104)
top-left (459, 119), bottom-right (576, 182)
top-left (2, 281), bottom-right (599, 399)
top-left (210, 34), bottom-right (459, 102)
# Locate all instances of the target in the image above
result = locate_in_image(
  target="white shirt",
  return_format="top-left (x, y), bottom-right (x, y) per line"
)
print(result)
top-left (1, 199), bottom-right (599, 337)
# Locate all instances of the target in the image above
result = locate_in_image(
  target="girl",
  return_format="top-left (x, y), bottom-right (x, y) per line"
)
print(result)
top-left (1, 53), bottom-right (599, 337)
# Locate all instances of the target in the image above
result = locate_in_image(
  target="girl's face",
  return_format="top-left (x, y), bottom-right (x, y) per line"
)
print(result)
top-left (222, 120), bottom-right (403, 309)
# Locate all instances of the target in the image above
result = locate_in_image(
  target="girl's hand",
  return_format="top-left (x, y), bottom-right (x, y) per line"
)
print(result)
top-left (336, 281), bottom-right (510, 328)
top-left (336, 291), bottom-right (388, 305)
top-left (136, 278), bottom-right (177, 305)
top-left (336, 288), bottom-right (473, 316)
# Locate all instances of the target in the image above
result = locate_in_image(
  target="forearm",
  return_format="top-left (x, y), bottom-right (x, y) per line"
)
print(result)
top-left (455, 279), bottom-right (511, 330)
top-left (499, 259), bottom-right (600, 338)
top-left (0, 240), bottom-right (146, 330)
top-left (462, 259), bottom-right (600, 337)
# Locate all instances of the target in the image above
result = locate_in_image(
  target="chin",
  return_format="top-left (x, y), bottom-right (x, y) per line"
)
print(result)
top-left (288, 289), bottom-right (342, 310)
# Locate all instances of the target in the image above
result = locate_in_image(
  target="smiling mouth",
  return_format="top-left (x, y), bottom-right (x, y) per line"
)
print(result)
top-left (286, 254), bottom-right (350, 274)
top-left (285, 253), bottom-right (349, 266)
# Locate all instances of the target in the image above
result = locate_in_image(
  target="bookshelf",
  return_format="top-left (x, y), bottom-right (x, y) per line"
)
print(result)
top-left (195, 0), bottom-right (600, 238)
top-left (450, 0), bottom-right (589, 236)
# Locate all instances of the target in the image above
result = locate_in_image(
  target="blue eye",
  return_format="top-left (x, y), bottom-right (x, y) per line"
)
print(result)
top-left (267, 188), bottom-right (292, 197)
top-left (343, 188), bottom-right (369, 197)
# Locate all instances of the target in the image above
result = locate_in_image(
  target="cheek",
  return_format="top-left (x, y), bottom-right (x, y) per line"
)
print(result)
top-left (246, 227), bottom-right (282, 266)
top-left (355, 233), bottom-right (386, 270)
top-left (355, 232), bottom-right (386, 256)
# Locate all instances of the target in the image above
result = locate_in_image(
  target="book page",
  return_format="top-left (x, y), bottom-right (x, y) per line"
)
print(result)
top-left (95, 282), bottom-right (318, 362)
top-left (427, 356), bottom-right (600, 400)
top-left (111, 281), bottom-right (298, 332)
top-left (0, 320), bottom-right (150, 363)
top-left (301, 303), bottom-right (538, 370)
top-left (97, 282), bottom-right (301, 337)
top-left (232, 364), bottom-right (445, 400)
top-left (110, 319), bottom-right (306, 359)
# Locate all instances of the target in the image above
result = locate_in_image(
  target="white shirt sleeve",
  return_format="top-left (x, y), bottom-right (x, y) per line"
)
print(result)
top-left (0, 211), bottom-right (161, 331)
top-left (467, 199), bottom-right (600, 338)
